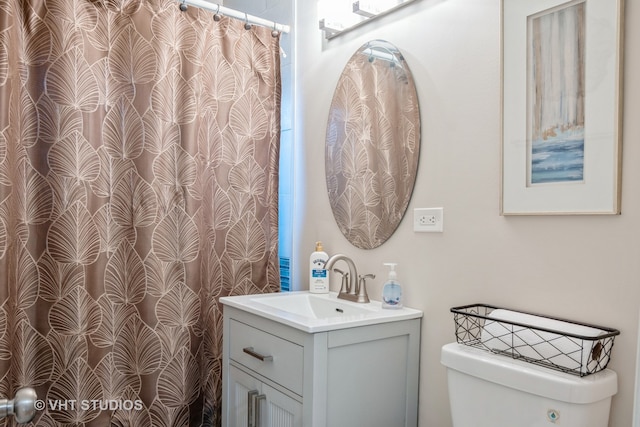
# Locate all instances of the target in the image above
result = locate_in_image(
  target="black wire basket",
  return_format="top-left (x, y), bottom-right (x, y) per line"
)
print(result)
top-left (450, 304), bottom-right (620, 377)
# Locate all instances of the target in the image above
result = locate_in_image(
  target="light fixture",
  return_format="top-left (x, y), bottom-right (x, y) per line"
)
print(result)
top-left (318, 0), bottom-right (363, 34)
top-left (353, 0), bottom-right (400, 17)
top-left (318, 0), bottom-right (420, 39)
top-left (352, 1), bottom-right (377, 18)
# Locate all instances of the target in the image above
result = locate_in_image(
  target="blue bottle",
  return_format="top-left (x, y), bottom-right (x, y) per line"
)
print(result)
top-left (382, 263), bottom-right (402, 309)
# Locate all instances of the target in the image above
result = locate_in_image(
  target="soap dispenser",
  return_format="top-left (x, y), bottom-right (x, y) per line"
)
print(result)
top-left (382, 263), bottom-right (402, 309)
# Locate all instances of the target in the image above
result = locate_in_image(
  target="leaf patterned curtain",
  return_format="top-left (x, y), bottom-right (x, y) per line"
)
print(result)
top-left (0, 0), bottom-right (281, 425)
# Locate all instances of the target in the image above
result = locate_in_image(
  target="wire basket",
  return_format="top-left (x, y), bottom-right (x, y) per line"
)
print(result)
top-left (451, 304), bottom-right (620, 377)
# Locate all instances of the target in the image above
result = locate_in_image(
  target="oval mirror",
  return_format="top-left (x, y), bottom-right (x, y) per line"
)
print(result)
top-left (325, 40), bottom-right (420, 249)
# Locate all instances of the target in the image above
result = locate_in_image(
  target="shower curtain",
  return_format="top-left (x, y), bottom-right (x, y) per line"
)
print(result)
top-left (0, 0), bottom-right (281, 425)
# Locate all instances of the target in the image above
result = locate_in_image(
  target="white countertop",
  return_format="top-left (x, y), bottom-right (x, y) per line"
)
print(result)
top-left (219, 291), bottom-right (423, 333)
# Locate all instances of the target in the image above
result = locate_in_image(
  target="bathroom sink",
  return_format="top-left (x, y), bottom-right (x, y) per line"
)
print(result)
top-left (219, 291), bottom-right (423, 332)
top-left (251, 292), bottom-right (373, 318)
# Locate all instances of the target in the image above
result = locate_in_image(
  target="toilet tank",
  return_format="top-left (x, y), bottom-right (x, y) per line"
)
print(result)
top-left (441, 343), bottom-right (617, 427)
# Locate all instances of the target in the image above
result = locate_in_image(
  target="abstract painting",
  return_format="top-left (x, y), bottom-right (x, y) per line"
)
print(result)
top-left (528, 2), bottom-right (585, 185)
top-left (501, 0), bottom-right (623, 215)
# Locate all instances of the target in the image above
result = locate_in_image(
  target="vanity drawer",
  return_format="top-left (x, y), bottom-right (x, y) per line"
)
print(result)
top-left (229, 319), bottom-right (303, 395)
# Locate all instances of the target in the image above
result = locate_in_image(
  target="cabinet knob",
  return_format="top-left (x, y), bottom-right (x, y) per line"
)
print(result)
top-left (0, 388), bottom-right (37, 424)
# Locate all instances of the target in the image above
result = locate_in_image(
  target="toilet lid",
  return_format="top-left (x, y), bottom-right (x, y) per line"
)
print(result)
top-left (440, 343), bottom-right (618, 404)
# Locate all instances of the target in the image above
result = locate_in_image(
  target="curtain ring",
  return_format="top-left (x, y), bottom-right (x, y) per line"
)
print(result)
top-left (271, 22), bottom-right (279, 38)
top-left (179, 0), bottom-right (187, 12)
top-left (244, 13), bottom-right (252, 30)
top-left (213, 4), bottom-right (221, 21)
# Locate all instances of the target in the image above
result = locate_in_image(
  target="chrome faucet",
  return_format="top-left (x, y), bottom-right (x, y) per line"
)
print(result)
top-left (324, 254), bottom-right (372, 303)
top-left (332, 268), bottom-right (350, 295)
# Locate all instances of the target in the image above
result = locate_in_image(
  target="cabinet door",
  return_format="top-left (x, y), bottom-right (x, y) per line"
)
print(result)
top-left (260, 383), bottom-right (302, 427)
top-left (228, 366), bottom-right (262, 427)
top-left (228, 366), bottom-right (302, 427)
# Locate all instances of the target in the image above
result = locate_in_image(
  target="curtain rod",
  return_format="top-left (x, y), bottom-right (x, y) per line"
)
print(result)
top-left (180, 0), bottom-right (290, 34)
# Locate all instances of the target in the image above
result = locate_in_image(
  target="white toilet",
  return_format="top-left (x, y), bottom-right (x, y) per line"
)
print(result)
top-left (441, 343), bottom-right (618, 427)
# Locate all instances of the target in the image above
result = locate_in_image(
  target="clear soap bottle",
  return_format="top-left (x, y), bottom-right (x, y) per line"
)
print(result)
top-left (381, 263), bottom-right (402, 309)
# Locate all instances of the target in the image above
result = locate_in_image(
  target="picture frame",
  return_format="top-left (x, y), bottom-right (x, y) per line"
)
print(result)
top-left (500, 0), bottom-right (624, 215)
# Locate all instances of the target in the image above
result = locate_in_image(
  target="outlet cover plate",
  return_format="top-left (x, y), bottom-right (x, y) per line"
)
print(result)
top-left (414, 207), bottom-right (443, 232)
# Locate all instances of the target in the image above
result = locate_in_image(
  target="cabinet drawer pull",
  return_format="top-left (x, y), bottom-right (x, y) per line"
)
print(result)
top-left (243, 347), bottom-right (273, 362)
top-left (255, 394), bottom-right (266, 427)
top-left (247, 390), bottom-right (258, 427)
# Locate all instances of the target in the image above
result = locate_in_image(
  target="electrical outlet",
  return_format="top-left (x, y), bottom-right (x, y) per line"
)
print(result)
top-left (414, 207), bottom-right (443, 232)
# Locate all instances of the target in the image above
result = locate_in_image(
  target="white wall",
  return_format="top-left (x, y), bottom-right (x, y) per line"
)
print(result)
top-left (295, 0), bottom-right (640, 426)
top-left (225, 0), bottom-right (639, 425)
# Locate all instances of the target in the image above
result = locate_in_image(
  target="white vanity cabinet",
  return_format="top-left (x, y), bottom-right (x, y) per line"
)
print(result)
top-left (221, 303), bottom-right (421, 427)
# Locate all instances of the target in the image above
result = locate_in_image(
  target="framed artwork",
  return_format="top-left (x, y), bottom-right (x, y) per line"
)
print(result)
top-left (501, 0), bottom-right (624, 215)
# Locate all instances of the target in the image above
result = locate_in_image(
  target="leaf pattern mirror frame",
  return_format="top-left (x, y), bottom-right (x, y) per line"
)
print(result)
top-left (325, 40), bottom-right (420, 249)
